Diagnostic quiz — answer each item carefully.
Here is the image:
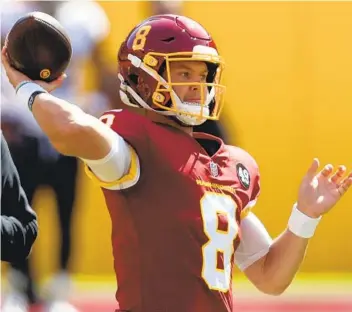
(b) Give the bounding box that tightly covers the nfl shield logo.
[209,161,219,177]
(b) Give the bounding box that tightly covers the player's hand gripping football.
[1,46,66,93]
[297,158,352,218]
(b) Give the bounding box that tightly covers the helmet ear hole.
[206,63,218,83]
[158,61,167,77]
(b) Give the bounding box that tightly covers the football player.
[2,14,351,312]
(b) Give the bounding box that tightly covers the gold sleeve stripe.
[84,145,139,189]
[240,199,257,220]
[240,208,251,220]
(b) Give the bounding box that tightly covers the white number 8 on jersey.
[200,193,238,292]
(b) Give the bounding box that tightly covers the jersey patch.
[236,163,250,190]
[209,161,219,177]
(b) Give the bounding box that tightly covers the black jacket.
[1,133,38,262]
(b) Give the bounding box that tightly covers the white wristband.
[288,203,322,238]
[16,81,47,111]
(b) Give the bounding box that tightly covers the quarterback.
[2,14,351,312]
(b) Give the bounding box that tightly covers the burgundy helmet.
[118,14,226,126]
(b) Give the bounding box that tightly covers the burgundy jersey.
[97,109,260,312]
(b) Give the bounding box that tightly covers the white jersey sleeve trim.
[235,212,273,271]
[81,132,141,190]
[240,199,258,219]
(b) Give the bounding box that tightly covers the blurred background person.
[1,131,38,312]
[1,132,38,265]
[1,1,110,311]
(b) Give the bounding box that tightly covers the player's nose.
[190,81,203,91]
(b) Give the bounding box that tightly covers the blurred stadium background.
[1,1,351,311]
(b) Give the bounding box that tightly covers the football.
[5,11,72,82]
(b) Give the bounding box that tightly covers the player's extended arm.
[1,47,135,188]
[31,92,114,159]
[234,213,309,296]
[243,223,309,295]
[2,47,116,160]
[242,159,351,295]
